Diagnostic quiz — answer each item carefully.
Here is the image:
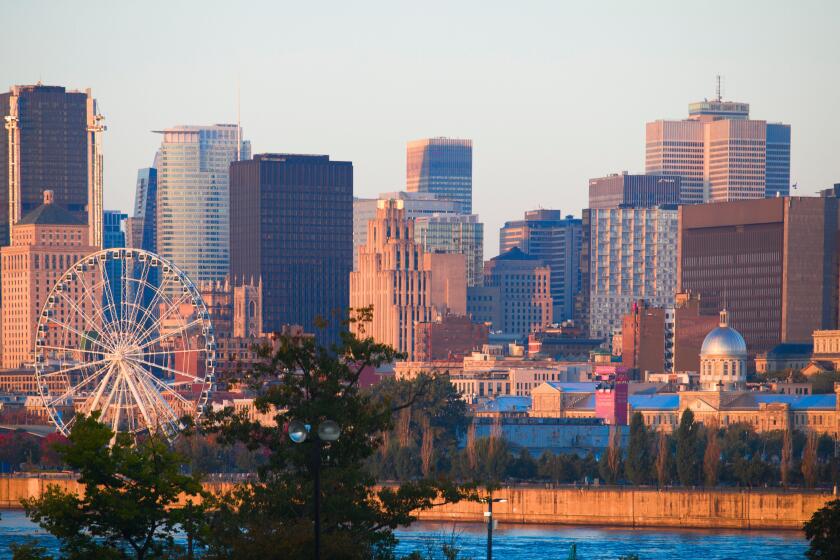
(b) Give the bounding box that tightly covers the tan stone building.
[351,199,467,359]
[1,192,98,368]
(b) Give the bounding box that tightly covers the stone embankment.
[2,475,834,530]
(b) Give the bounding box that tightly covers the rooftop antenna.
[715,75,722,102]
[236,77,241,161]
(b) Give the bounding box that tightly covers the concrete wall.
[2,476,833,530]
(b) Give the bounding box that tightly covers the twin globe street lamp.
[288,418,341,560]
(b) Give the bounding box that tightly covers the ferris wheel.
[34,248,215,442]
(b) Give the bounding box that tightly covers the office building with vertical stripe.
[406,138,472,213]
[230,153,353,346]
[0,84,104,248]
[646,96,790,203]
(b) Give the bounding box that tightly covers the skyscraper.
[646,94,790,203]
[588,172,682,209]
[103,210,127,316]
[499,210,582,323]
[0,84,105,248]
[155,124,249,287]
[406,138,473,213]
[584,206,678,339]
[414,213,484,287]
[353,191,460,270]
[230,153,353,345]
[678,192,840,353]
[350,199,434,358]
[126,166,158,253]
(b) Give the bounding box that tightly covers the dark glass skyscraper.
[128,166,158,253]
[103,210,127,318]
[0,84,104,247]
[230,154,353,345]
[406,138,472,213]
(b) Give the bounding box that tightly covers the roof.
[701,325,747,357]
[545,382,599,392]
[17,202,84,226]
[492,247,537,261]
[752,393,836,410]
[477,396,532,413]
[629,394,680,410]
[761,343,814,357]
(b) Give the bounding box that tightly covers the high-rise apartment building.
[155,124,249,288]
[406,138,472,213]
[481,247,553,338]
[350,200,435,358]
[353,192,460,270]
[678,192,840,353]
[230,154,352,346]
[0,84,105,248]
[585,206,678,339]
[588,172,682,209]
[499,210,582,323]
[126,166,158,252]
[415,214,484,287]
[646,96,790,203]
[1,191,98,368]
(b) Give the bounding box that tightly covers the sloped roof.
[492,247,537,261]
[477,396,532,413]
[17,202,84,226]
[629,394,680,410]
[545,381,599,392]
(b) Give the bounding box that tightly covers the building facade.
[230,154,352,346]
[499,210,582,322]
[585,206,678,339]
[588,172,682,208]
[349,199,434,358]
[353,192,460,270]
[155,124,249,289]
[413,315,489,362]
[0,84,104,248]
[126,166,158,253]
[482,247,553,338]
[415,213,484,287]
[678,194,840,353]
[1,191,98,368]
[645,96,791,203]
[406,138,473,213]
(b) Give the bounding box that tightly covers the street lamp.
[483,493,507,560]
[288,419,341,560]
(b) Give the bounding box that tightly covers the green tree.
[21,414,207,560]
[802,432,819,488]
[625,413,650,485]
[598,426,622,484]
[675,409,701,486]
[703,421,721,487]
[200,309,468,560]
[654,429,672,487]
[804,499,840,559]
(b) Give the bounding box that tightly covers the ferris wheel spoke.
[86,362,117,414]
[125,258,152,332]
[40,357,111,379]
[134,271,178,338]
[99,256,122,329]
[76,267,121,343]
[121,363,155,432]
[137,318,203,352]
[130,363,183,426]
[46,361,112,407]
[53,290,116,350]
[44,314,114,354]
[140,372,193,407]
[126,356,205,384]
[133,291,193,348]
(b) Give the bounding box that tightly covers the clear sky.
[3,1,838,256]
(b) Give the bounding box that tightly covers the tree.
[598,425,621,484]
[802,432,819,488]
[200,308,468,559]
[21,414,207,560]
[804,499,840,559]
[780,427,793,487]
[655,429,672,487]
[625,412,650,485]
[675,409,701,486]
[703,420,721,487]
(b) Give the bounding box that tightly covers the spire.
[719,308,729,328]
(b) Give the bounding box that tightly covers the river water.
[0,510,808,559]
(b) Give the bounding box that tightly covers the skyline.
[2,1,839,255]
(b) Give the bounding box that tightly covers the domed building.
[700,309,747,391]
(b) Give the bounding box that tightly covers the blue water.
[0,510,808,559]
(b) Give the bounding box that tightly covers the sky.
[2,1,839,256]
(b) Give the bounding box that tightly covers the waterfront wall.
[1,475,834,530]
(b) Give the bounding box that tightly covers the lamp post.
[288,418,341,560]
[484,494,507,560]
